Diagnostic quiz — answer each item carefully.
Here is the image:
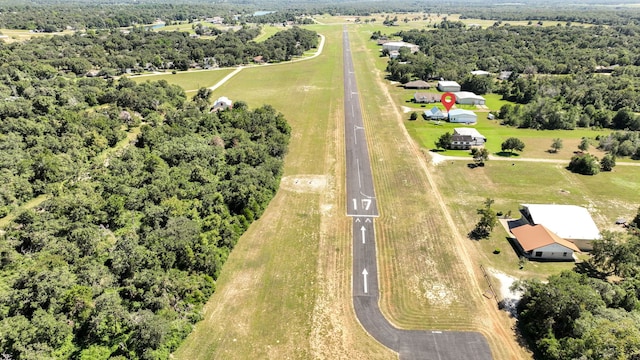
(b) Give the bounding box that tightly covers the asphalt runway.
[342,27,494,360]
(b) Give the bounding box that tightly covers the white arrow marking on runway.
[361,226,366,244]
[355,218,361,223]
[365,218,372,223]
[362,269,369,293]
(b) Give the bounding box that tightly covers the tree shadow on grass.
[574,261,609,280]
[495,151,520,157]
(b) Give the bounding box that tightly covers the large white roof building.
[520,204,601,251]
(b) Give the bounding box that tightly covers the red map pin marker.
[441,92,456,112]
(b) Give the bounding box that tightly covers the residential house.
[413,92,440,103]
[389,50,400,59]
[437,80,461,92]
[403,80,431,89]
[423,106,445,119]
[520,204,601,251]
[450,128,486,149]
[454,91,486,105]
[511,224,580,261]
[447,109,477,123]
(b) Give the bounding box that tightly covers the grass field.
[129,69,235,96]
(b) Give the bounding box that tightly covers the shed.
[447,109,477,124]
[471,70,491,76]
[511,224,580,261]
[437,80,461,92]
[454,91,486,105]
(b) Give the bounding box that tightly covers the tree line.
[1,25,318,75]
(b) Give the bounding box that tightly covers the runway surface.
[342,28,494,360]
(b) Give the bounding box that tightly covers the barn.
[447,109,477,124]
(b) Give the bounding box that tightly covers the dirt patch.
[280,175,329,193]
[488,269,522,317]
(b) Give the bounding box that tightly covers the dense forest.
[516,213,640,360]
[0,26,318,75]
[4,1,640,32]
[0,22,294,360]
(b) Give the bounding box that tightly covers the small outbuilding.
[212,96,233,111]
[471,70,491,76]
[447,109,477,124]
[451,128,486,149]
[511,224,580,261]
[437,80,461,92]
[454,91,486,105]
[413,92,440,103]
[403,80,431,89]
[424,106,445,120]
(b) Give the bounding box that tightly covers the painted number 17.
[353,198,372,211]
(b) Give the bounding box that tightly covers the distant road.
[342,27,493,360]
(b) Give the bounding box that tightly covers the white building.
[511,224,580,261]
[437,80,461,92]
[520,204,601,251]
[447,109,477,124]
[471,70,491,76]
[450,128,486,149]
[213,96,233,111]
[382,41,420,53]
[454,91,486,105]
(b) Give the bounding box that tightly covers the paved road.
[342,28,493,360]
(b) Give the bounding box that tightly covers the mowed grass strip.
[175,25,391,359]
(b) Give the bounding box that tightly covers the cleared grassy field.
[431,160,640,277]
[129,69,235,96]
[253,24,286,42]
[0,28,73,42]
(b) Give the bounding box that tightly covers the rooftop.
[438,80,460,87]
[454,128,484,138]
[521,204,601,240]
[511,224,580,252]
[448,109,476,116]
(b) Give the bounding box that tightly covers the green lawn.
[253,24,286,42]
[405,114,617,159]
[433,160,640,278]
[128,68,235,95]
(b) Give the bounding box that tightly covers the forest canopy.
[0,21,294,360]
